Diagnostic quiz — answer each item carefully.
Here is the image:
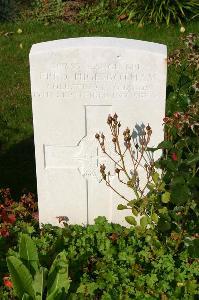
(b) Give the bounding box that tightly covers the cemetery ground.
[0,19,199,299]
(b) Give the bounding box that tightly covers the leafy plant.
[95,101,198,254]
[0,189,38,287]
[1,217,198,299]
[119,0,199,26]
[79,0,199,25]
[167,33,199,114]
[95,113,155,228]
[157,103,199,254]
[6,233,71,299]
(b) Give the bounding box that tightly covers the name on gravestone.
[29,37,167,226]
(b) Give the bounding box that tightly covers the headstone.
[29,37,167,226]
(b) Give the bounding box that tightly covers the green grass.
[0,20,198,195]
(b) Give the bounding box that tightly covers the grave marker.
[30,37,167,226]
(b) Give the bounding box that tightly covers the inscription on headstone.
[30,37,167,226]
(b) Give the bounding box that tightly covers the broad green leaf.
[125,216,137,226]
[140,216,149,228]
[19,234,39,275]
[47,251,71,299]
[33,267,48,300]
[22,293,32,300]
[7,249,19,258]
[7,256,35,299]
[161,191,171,203]
[19,234,38,262]
[117,204,127,210]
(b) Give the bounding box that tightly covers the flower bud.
[115,168,120,174]
[146,124,151,131]
[126,127,130,134]
[101,133,105,139]
[107,114,112,125]
[100,164,106,172]
[113,113,118,120]
[95,133,100,139]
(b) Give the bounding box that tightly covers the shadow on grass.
[0,136,37,198]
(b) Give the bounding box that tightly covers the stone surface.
[29,37,167,226]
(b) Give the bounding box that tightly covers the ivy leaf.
[161,191,171,203]
[125,216,137,226]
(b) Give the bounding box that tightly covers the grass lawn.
[0,20,198,195]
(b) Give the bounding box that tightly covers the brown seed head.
[112,137,117,143]
[126,127,130,134]
[107,114,112,125]
[146,124,151,131]
[113,113,118,120]
[100,164,106,172]
[115,168,120,174]
[95,133,100,139]
[124,136,130,142]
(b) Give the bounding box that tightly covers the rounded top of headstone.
[30,37,167,56]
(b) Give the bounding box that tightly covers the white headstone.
[30,37,167,226]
